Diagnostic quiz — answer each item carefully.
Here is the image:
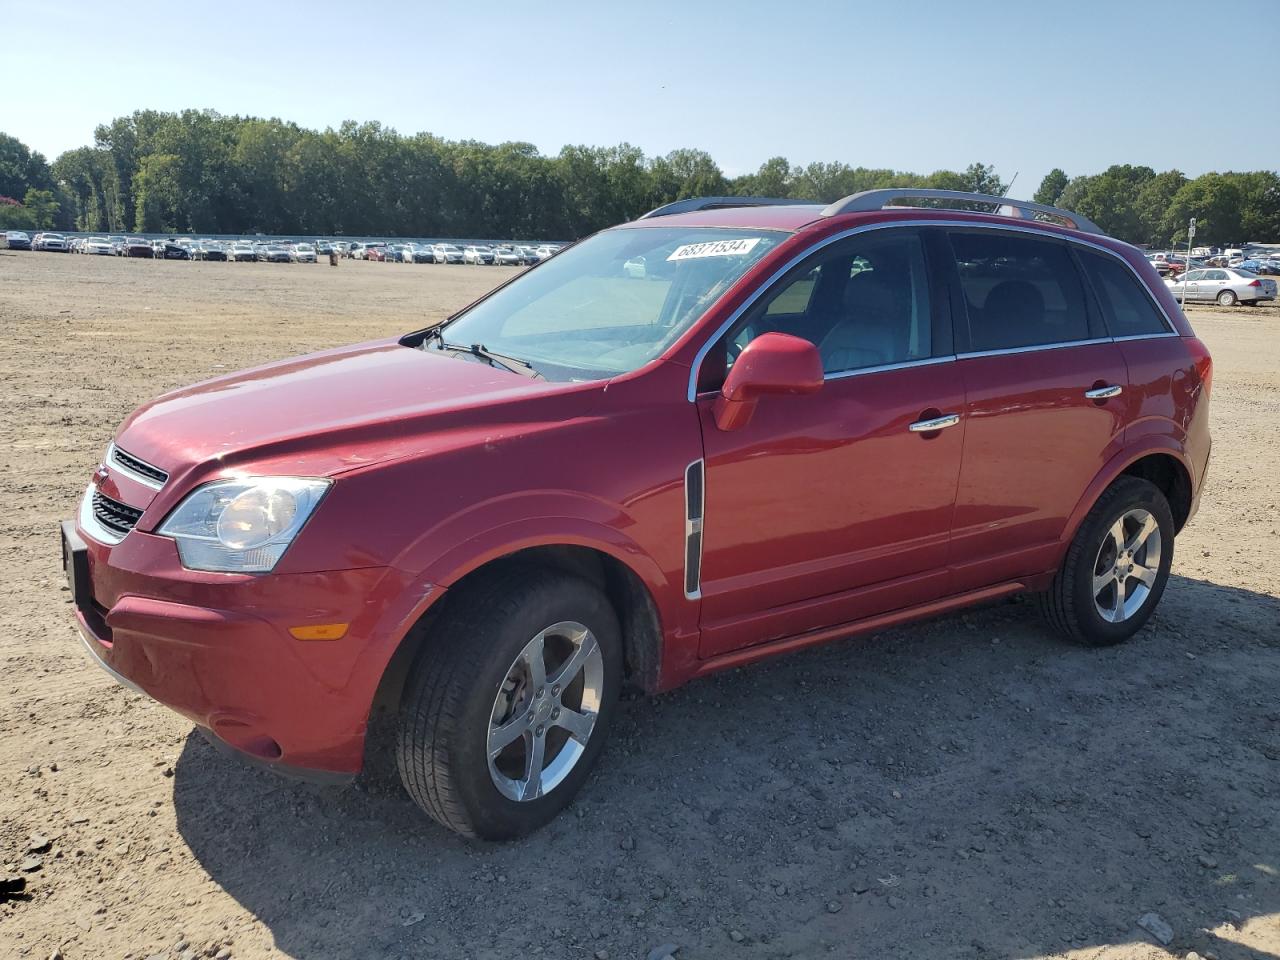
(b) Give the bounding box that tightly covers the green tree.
[1033,168,1069,207]
[0,133,53,200]
[1162,174,1244,246]
[0,199,38,230]
[1055,165,1155,242]
[21,188,59,229]
[1135,170,1187,245]
[1234,170,1280,242]
[732,156,792,197]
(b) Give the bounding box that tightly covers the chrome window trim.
[955,337,1113,361]
[823,355,955,382]
[108,442,166,490]
[78,483,126,546]
[685,219,1182,402]
[1112,332,1181,343]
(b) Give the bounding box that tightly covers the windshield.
[438,226,787,381]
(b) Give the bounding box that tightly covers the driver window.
[718,230,933,383]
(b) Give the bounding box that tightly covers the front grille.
[92,491,143,536]
[111,446,168,486]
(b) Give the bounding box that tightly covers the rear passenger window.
[1081,252,1170,337]
[949,232,1091,352]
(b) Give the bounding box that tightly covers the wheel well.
[365,545,664,767]
[1121,453,1192,532]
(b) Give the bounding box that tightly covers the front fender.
[400,490,678,612]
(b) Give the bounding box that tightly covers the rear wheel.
[1217,289,1238,306]
[1037,476,1174,646]
[396,566,622,839]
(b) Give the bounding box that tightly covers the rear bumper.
[65,517,434,776]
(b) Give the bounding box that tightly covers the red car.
[62,189,1212,839]
[363,243,389,262]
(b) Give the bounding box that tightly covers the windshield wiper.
[423,327,542,379]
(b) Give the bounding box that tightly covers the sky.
[3,0,1277,201]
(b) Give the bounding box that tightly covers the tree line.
[1,110,1277,247]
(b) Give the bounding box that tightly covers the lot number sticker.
[667,237,762,262]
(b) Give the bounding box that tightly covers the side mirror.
[713,332,824,431]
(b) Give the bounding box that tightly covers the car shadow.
[173,573,1280,959]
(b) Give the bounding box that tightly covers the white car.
[463,245,494,265]
[35,233,68,252]
[1165,267,1277,306]
[227,242,257,262]
[83,237,115,256]
[492,246,522,266]
[290,243,317,263]
[433,243,464,264]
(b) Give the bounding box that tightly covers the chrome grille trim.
[91,490,142,537]
[78,483,124,545]
[108,442,167,489]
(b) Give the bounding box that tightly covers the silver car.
[1165,267,1278,306]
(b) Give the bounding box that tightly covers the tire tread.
[1037,476,1168,647]
[395,564,600,837]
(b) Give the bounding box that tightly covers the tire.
[1217,289,1237,306]
[396,565,622,840]
[1037,475,1174,647]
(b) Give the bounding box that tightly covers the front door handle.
[908,413,961,433]
[1084,385,1123,400]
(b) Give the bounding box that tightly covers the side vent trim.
[684,459,705,600]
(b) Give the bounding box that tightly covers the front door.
[692,227,964,659]
[1177,269,1206,301]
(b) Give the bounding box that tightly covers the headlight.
[158,477,331,573]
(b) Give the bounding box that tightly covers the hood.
[114,339,591,493]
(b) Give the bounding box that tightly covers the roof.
[621,189,1105,237]
[620,204,825,232]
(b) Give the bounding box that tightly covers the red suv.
[62,189,1212,839]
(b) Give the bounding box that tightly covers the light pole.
[1180,217,1196,310]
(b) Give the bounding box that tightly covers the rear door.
[1202,269,1230,301]
[944,229,1129,592]
[1075,247,1190,456]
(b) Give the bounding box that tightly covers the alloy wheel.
[1092,508,1162,623]
[487,621,603,802]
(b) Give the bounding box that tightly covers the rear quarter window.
[1080,252,1171,337]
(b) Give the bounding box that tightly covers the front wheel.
[396,566,622,839]
[1037,476,1174,647]
[1217,289,1238,306]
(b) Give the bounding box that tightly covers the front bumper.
[62,514,433,777]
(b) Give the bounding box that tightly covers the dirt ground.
[0,251,1277,960]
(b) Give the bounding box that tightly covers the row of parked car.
[1145,248,1280,277]
[345,241,561,265]
[4,230,563,267]
[1143,248,1280,306]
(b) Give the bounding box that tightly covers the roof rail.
[637,196,816,220]
[820,188,1104,235]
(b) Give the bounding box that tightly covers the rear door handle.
[1084,385,1123,400]
[908,413,961,433]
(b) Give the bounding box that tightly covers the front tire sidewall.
[407,574,622,840]
[1068,480,1175,645]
